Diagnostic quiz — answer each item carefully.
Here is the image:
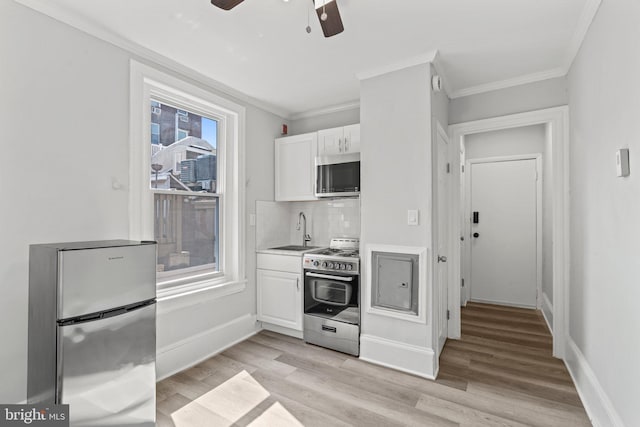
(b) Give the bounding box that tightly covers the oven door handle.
[305,272,354,282]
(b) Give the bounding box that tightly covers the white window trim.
[129,60,246,299]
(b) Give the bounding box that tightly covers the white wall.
[289,108,360,135]
[431,66,449,130]
[465,125,545,159]
[566,0,640,425]
[464,125,553,321]
[0,1,281,402]
[360,63,436,377]
[449,77,568,125]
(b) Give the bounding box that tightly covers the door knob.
[438,255,447,263]
[473,232,480,238]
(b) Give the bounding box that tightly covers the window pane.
[177,129,189,140]
[154,193,219,274]
[149,99,218,194]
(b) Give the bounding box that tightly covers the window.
[150,123,160,145]
[176,128,189,140]
[130,61,246,296]
[149,100,219,278]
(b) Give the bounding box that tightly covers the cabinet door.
[317,127,344,156]
[343,124,361,153]
[275,133,318,201]
[257,269,302,331]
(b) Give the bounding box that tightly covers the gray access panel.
[371,251,419,315]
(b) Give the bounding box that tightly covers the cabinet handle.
[339,138,343,152]
[345,136,349,152]
[296,277,299,290]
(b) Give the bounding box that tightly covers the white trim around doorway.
[448,106,570,359]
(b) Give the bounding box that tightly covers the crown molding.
[563,0,602,71]
[356,50,438,81]
[449,67,567,99]
[449,0,601,100]
[288,100,360,121]
[13,0,291,119]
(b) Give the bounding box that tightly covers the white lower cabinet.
[257,255,302,332]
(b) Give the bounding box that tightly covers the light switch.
[616,149,630,177]
[407,210,419,226]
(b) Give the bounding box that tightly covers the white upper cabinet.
[318,124,360,156]
[275,132,318,201]
[343,124,361,153]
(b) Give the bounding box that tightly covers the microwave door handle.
[305,272,354,282]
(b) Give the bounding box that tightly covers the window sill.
[156,277,247,314]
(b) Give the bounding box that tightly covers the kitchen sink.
[269,245,319,251]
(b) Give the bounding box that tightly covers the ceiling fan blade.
[210,0,245,10]
[315,0,344,37]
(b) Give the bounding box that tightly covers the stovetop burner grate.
[312,248,359,257]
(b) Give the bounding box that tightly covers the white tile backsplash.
[256,201,291,250]
[256,198,360,250]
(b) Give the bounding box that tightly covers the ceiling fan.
[210,0,344,37]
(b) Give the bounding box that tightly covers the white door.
[436,129,449,354]
[470,159,538,307]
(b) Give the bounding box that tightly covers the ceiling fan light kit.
[210,0,344,38]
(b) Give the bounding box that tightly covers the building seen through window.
[149,99,219,276]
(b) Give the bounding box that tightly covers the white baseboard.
[359,334,436,380]
[564,336,624,427]
[469,297,536,309]
[156,313,259,381]
[541,292,553,334]
[261,322,303,339]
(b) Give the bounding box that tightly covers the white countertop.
[256,247,323,256]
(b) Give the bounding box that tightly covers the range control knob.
[327,262,334,269]
[313,261,320,267]
[339,263,346,270]
[346,264,353,271]
[321,262,327,268]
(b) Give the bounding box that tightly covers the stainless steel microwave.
[315,153,361,198]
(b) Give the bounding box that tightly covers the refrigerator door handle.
[58,299,156,326]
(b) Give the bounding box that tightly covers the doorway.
[448,107,569,359]
[467,156,542,308]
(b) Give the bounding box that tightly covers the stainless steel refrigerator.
[27,240,157,427]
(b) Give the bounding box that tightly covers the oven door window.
[311,280,352,306]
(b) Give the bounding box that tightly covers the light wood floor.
[156,302,591,426]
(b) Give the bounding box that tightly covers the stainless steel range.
[302,238,360,356]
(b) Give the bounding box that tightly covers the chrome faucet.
[296,212,312,247]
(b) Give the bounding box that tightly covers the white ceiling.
[18,0,598,118]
